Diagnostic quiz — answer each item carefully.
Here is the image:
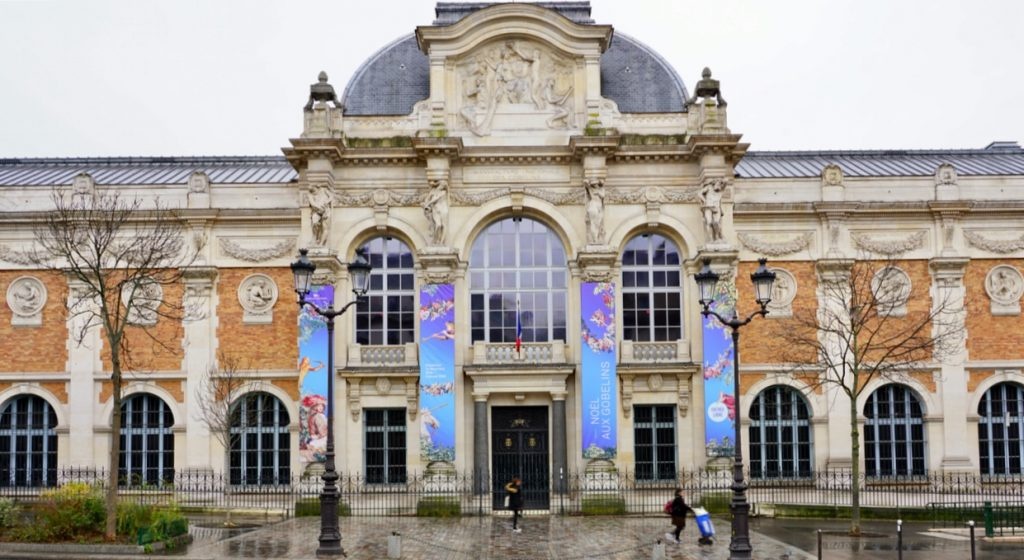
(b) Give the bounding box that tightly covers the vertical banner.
[580,282,617,459]
[703,281,736,457]
[298,285,333,464]
[419,284,456,462]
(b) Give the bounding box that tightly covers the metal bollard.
[968,520,976,560]
[896,519,903,560]
[817,529,822,560]
[387,531,401,559]
[651,539,666,560]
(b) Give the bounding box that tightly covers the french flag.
[515,297,522,354]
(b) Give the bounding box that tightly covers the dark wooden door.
[491,406,549,509]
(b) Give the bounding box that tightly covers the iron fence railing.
[0,467,1022,520]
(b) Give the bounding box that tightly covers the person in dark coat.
[505,476,525,533]
[665,488,694,543]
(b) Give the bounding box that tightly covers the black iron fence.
[1,467,1022,520]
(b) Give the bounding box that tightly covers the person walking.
[665,488,694,544]
[505,476,524,533]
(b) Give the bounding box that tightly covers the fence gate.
[492,406,550,510]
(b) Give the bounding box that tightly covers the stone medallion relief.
[766,268,797,318]
[238,274,278,324]
[457,39,576,136]
[985,264,1024,316]
[871,267,911,317]
[122,279,163,326]
[6,276,46,326]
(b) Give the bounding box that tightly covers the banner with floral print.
[580,282,617,459]
[703,279,737,457]
[298,284,332,464]
[419,284,456,462]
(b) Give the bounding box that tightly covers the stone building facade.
[1,2,1024,492]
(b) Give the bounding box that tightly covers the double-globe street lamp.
[291,248,372,557]
[693,257,776,560]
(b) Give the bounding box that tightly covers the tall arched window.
[0,395,57,487]
[469,217,567,343]
[864,384,926,477]
[749,385,813,479]
[356,237,416,345]
[229,392,290,485]
[621,233,682,342]
[119,393,174,485]
[978,382,1024,476]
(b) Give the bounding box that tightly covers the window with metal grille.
[469,217,567,343]
[978,382,1024,475]
[0,395,57,487]
[621,234,682,342]
[863,384,926,477]
[364,408,406,484]
[749,385,813,479]
[633,405,676,481]
[229,392,290,486]
[119,393,174,486]
[356,237,416,346]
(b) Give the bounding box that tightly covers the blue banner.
[580,282,617,459]
[419,284,456,462]
[298,284,333,464]
[703,280,736,457]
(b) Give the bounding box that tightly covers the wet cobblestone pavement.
[185,515,811,560]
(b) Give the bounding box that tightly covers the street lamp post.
[694,257,776,560]
[291,248,372,557]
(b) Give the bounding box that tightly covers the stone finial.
[304,70,342,112]
[687,67,727,107]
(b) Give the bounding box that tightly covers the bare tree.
[193,353,251,458]
[28,189,198,539]
[769,257,964,535]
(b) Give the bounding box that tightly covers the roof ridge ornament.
[304,71,343,112]
[687,67,726,107]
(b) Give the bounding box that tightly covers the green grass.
[416,497,461,517]
[293,498,351,517]
[581,496,626,516]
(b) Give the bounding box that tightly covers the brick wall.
[216,268,298,372]
[966,259,1024,361]
[737,261,817,364]
[0,271,68,373]
[100,283,185,373]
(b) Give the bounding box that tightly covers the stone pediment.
[415,3,612,142]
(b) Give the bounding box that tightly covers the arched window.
[229,392,290,485]
[863,384,926,477]
[749,385,813,479]
[621,233,682,342]
[119,393,174,486]
[469,217,567,343]
[978,382,1024,476]
[356,237,416,345]
[0,395,57,487]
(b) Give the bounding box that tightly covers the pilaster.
[181,266,218,471]
[65,276,98,465]
[929,257,973,472]
[815,258,855,470]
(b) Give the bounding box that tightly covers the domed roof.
[341,31,688,116]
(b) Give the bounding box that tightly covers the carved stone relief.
[6,276,46,326]
[72,172,95,196]
[308,183,334,247]
[964,231,1024,254]
[584,178,606,246]
[375,377,392,395]
[871,267,911,317]
[851,231,926,256]
[457,39,575,136]
[737,232,814,257]
[985,265,1024,316]
[821,165,844,187]
[238,274,278,324]
[219,238,296,263]
[766,268,797,318]
[698,177,727,247]
[0,244,34,266]
[122,279,162,325]
[187,171,210,193]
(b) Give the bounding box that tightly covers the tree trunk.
[105,358,123,540]
[849,389,861,536]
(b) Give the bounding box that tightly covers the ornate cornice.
[218,238,296,262]
[964,230,1024,254]
[736,232,813,256]
[851,230,926,255]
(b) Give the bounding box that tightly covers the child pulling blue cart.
[693,507,715,545]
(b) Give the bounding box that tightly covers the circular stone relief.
[871,267,911,307]
[121,279,163,324]
[238,274,278,313]
[766,268,797,309]
[375,377,392,395]
[985,265,1024,304]
[6,276,47,316]
[647,373,664,391]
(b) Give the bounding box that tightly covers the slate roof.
[0,156,297,187]
[1,145,1021,187]
[341,4,688,115]
[734,142,1024,179]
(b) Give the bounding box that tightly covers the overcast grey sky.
[1,0,1021,157]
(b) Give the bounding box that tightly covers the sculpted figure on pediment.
[457,39,574,136]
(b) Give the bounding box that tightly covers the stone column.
[66,277,98,466]
[182,267,218,473]
[930,257,972,472]
[552,392,568,493]
[473,394,489,494]
[816,259,855,471]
